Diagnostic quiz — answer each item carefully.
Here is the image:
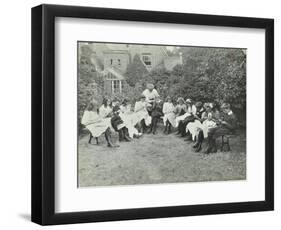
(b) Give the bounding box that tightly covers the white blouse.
[134,101,147,112]
[99,105,112,118]
[142,89,160,102]
[163,102,175,114]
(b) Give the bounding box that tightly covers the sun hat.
[177,97,184,103]
[221,103,230,110]
[185,98,192,104]
[204,103,213,109]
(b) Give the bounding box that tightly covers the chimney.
[179,52,183,65]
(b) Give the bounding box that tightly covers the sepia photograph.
[78,42,246,187]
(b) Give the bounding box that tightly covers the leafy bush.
[78,45,246,131]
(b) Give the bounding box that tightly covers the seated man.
[147,99,163,135]
[205,103,237,154]
[134,95,152,133]
[142,83,160,115]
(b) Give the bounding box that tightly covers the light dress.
[133,100,152,126]
[81,110,110,137]
[99,104,113,130]
[119,104,140,138]
[186,115,217,141]
[175,104,197,127]
[162,102,176,127]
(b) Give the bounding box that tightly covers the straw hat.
[204,103,213,109]
[221,103,230,110]
[177,97,184,103]
[185,98,192,104]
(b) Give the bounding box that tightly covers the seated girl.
[81,101,119,148]
[133,95,152,133]
[176,99,196,137]
[192,103,220,152]
[99,98,113,119]
[119,99,142,138]
[185,101,206,141]
[193,112,217,152]
[162,96,176,134]
[111,105,131,142]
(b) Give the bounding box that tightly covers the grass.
[78,125,246,187]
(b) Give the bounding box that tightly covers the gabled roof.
[102,66,125,80]
[164,56,182,71]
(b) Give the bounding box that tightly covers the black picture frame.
[31,4,274,225]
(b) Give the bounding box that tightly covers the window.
[142,54,152,66]
[113,80,119,92]
[112,80,122,93]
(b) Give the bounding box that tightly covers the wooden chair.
[221,134,236,152]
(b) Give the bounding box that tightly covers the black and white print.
[78,42,246,187]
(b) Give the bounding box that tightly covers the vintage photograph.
[78,42,246,187]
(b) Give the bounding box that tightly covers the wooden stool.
[221,135,233,152]
[88,133,99,145]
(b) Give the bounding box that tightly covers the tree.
[78,44,104,132]
[125,54,148,87]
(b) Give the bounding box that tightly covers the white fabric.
[120,104,140,138]
[81,111,110,137]
[186,118,217,141]
[162,102,176,127]
[134,101,152,126]
[142,89,159,103]
[175,104,197,127]
[99,105,112,118]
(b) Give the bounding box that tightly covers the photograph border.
[31,4,274,225]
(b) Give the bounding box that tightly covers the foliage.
[125,54,148,87]
[138,48,246,120]
[78,44,246,128]
[78,45,104,131]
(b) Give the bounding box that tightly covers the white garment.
[142,89,159,103]
[81,110,110,137]
[175,104,197,127]
[99,105,112,118]
[162,102,176,127]
[134,101,152,126]
[119,104,140,138]
[186,118,217,141]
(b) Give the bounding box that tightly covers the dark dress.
[208,111,237,139]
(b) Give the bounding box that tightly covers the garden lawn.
[78,126,246,187]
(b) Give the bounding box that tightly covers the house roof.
[163,56,182,71]
[102,66,125,80]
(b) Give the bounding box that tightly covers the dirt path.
[78,128,246,187]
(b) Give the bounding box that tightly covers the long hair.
[102,98,110,107]
[86,101,98,113]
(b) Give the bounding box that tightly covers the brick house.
[84,43,182,94]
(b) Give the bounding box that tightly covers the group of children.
[81,93,237,154]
